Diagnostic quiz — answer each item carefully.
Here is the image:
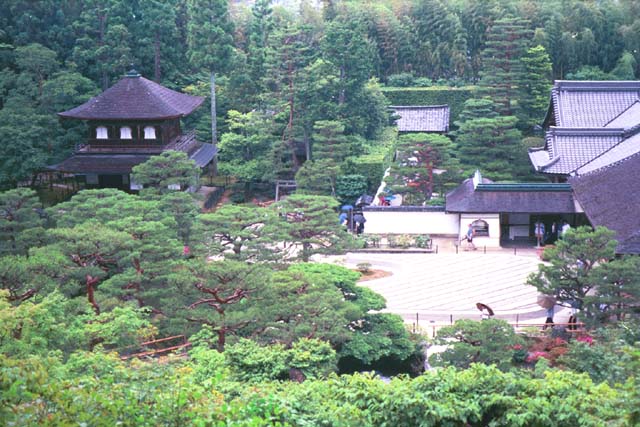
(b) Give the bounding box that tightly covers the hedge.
[382,86,479,125]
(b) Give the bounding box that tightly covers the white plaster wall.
[460,213,501,247]
[363,210,459,235]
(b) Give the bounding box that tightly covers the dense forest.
[2,1,640,425]
[1,0,640,191]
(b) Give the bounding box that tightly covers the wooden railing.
[120,335,191,360]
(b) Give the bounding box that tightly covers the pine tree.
[386,133,457,204]
[186,0,235,174]
[520,45,552,130]
[454,98,527,181]
[479,17,532,117]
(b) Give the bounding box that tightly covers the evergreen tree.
[271,194,354,262]
[134,0,182,83]
[295,160,340,197]
[527,226,626,327]
[454,98,526,181]
[186,0,235,174]
[479,16,532,117]
[386,133,457,205]
[610,51,637,80]
[218,110,275,185]
[0,188,46,256]
[263,22,317,172]
[71,0,134,90]
[311,120,359,165]
[520,45,552,130]
[131,151,200,197]
[411,0,469,80]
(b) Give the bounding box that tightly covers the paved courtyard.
[339,250,564,327]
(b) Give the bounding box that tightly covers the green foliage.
[225,338,289,382]
[520,45,553,130]
[223,337,337,382]
[386,132,459,204]
[558,336,634,385]
[295,159,340,196]
[131,151,200,196]
[272,194,355,262]
[430,318,526,371]
[386,72,415,87]
[479,16,532,117]
[335,174,368,205]
[194,204,281,261]
[454,97,529,181]
[527,226,630,326]
[218,110,275,183]
[0,188,46,256]
[288,338,337,380]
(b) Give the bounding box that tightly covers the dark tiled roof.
[446,177,576,213]
[190,143,217,167]
[549,80,640,128]
[48,144,216,174]
[618,231,640,255]
[47,154,152,174]
[391,105,450,132]
[529,127,623,175]
[577,128,640,174]
[569,151,640,254]
[59,74,204,120]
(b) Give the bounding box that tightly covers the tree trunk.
[286,63,300,171]
[338,65,346,105]
[211,71,218,175]
[217,327,226,352]
[304,127,311,161]
[154,32,161,82]
[86,275,100,314]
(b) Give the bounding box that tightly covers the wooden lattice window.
[120,126,132,139]
[472,219,489,237]
[144,126,156,139]
[96,126,108,139]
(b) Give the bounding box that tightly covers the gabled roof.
[545,80,640,128]
[446,175,576,214]
[576,127,640,174]
[529,127,624,175]
[569,151,640,254]
[59,71,204,120]
[391,105,450,132]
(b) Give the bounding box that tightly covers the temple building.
[368,81,640,254]
[391,105,450,134]
[48,69,215,191]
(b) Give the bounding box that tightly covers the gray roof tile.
[446,176,576,213]
[577,129,640,174]
[391,105,450,132]
[59,74,204,120]
[570,151,640,254]
[551,80,640,127]
[531,128,623,175]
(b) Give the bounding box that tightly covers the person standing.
[560,220,571,237]
[534,220,545,247]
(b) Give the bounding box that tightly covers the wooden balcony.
[75,130,198,154]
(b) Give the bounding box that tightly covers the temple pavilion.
[48,69,215,190]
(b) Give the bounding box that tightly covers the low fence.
[409,316,585,338]
[120,335,191,360]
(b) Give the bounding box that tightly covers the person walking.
[463,223,476,250]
